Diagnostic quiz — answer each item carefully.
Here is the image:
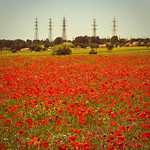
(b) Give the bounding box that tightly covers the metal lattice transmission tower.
[112,17,117,36]
[92,19,97,37]
[62,17,67,41]
[48,18,53,42]
[34,17,39,40]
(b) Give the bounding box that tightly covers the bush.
[89,49,97,55]
[29,44,37,51]
[69,44,75,48]
[29,45,42,52]
[89,43,99,49]
[42,48,46,51]
[34,46,42,52]
[12,49,17,53]
[52,44,72,55]
[76,45,81,48]
[10,45,21,51]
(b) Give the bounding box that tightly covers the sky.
[0,0,150,40]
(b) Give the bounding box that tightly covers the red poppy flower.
[107,145,116,150]
[98,120,102,125]
[42,142,49,148]
[56,120,62,126]
[18,130,24,135]
[68,136,77,141]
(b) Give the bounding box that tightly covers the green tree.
[52,44,72,55]
[90,36,100,44]
[89,43,95,49]
[146,43,150,50]
[95,44,99,49]
[49,42,55,47]
[79,43,87,48]
[26,39,32,47]
[0,42,3,54]
[33,40,40,44]
[89,43,99,49]
[73,36,89,44]
[111,36,118,45]
[44,42,50,48]
[106,43,113,51]
[115,42,119,47]
[138,40,141,46]
[54,37,64,45]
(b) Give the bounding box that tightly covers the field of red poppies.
[0,54,150,150]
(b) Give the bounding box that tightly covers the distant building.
[86,46,91,49]
[126,42,138,47]
[126,43,130,47]
[130,42,138,47]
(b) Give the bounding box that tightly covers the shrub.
[29,44,37,51]
[34,46,42,52]
[12,49,17,53]
[69,44,75,48]
[89,43,99,49]
[76,45,81,48]
[10,45,21,51]
[29,45,42,52]
[52,44,72,55]
[89,49,97,54]
[42,48,46,51]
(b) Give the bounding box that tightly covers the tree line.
[0,36,150,53]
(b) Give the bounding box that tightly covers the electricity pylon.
[62,17,67,41]
[112,17,117,36]
[92,19,97,37]
[49,18,53,42]
[34,17,39,40]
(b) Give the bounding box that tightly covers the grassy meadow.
[0,46,149,57]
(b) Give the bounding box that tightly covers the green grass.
[0,47,149,57]
[0,51,53,57]
[72,47,149,55]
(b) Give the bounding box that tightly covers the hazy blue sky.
[0,0,150,40]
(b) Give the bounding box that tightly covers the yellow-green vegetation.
[0,51,53,57]
[0,46,149,57]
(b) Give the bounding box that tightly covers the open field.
[0,54,150,149]
[0,46,149,57]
